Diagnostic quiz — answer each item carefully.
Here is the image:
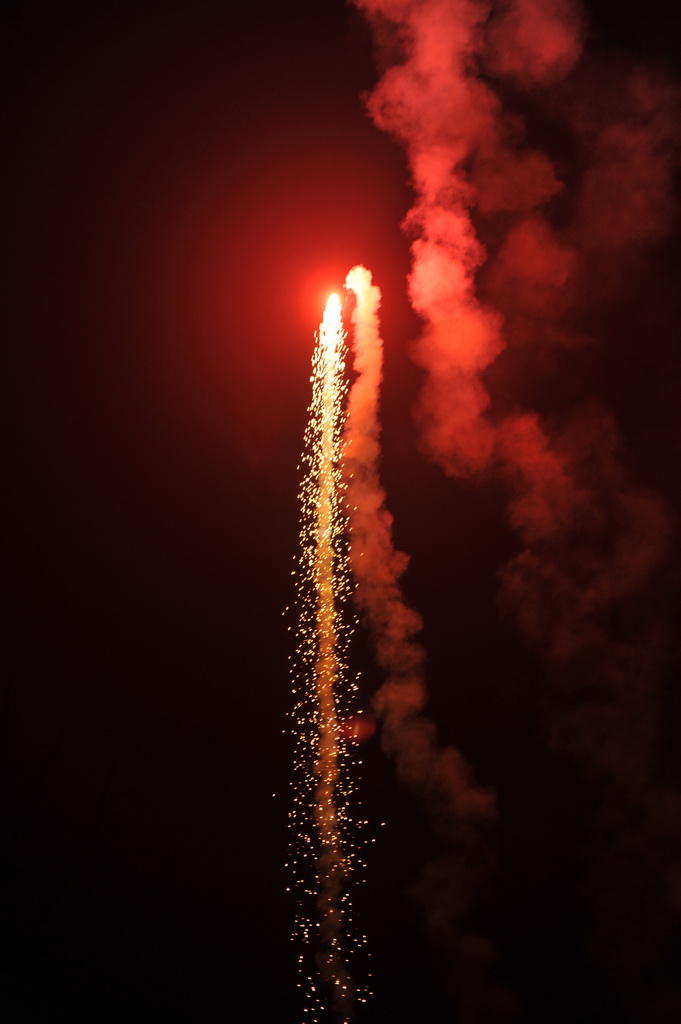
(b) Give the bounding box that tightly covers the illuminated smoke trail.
[289,295,367,1023]
[353,0,680,1004]
[343,265,502,1020]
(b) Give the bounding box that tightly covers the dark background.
[2,1,680,1021]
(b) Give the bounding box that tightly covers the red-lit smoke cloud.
[353,0,680,1008]
[344,265,509,1020]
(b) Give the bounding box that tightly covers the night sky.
[3,1,681,1022]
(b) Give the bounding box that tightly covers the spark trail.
[289,295,367,1023]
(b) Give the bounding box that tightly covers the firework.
[288,295,368,1022]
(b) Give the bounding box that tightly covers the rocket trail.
[288,296,368,1023]
[343,265,501,1018]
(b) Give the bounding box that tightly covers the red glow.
[340,716,376,743]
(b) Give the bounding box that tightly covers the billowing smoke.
[352,0,680,1013]
[343,265,507,1020]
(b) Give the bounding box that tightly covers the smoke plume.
[343,265,508,1020]
[352,0,680,1013]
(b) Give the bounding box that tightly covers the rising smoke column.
[343,265,503,1020]
[289,296,368,1023]
[352,0,680,1009]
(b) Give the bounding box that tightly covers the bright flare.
[288,294,369,1022]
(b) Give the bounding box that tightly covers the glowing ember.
[339,716,376,744]
[287,294,369,1022]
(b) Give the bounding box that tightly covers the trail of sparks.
[288,295,369,1022]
